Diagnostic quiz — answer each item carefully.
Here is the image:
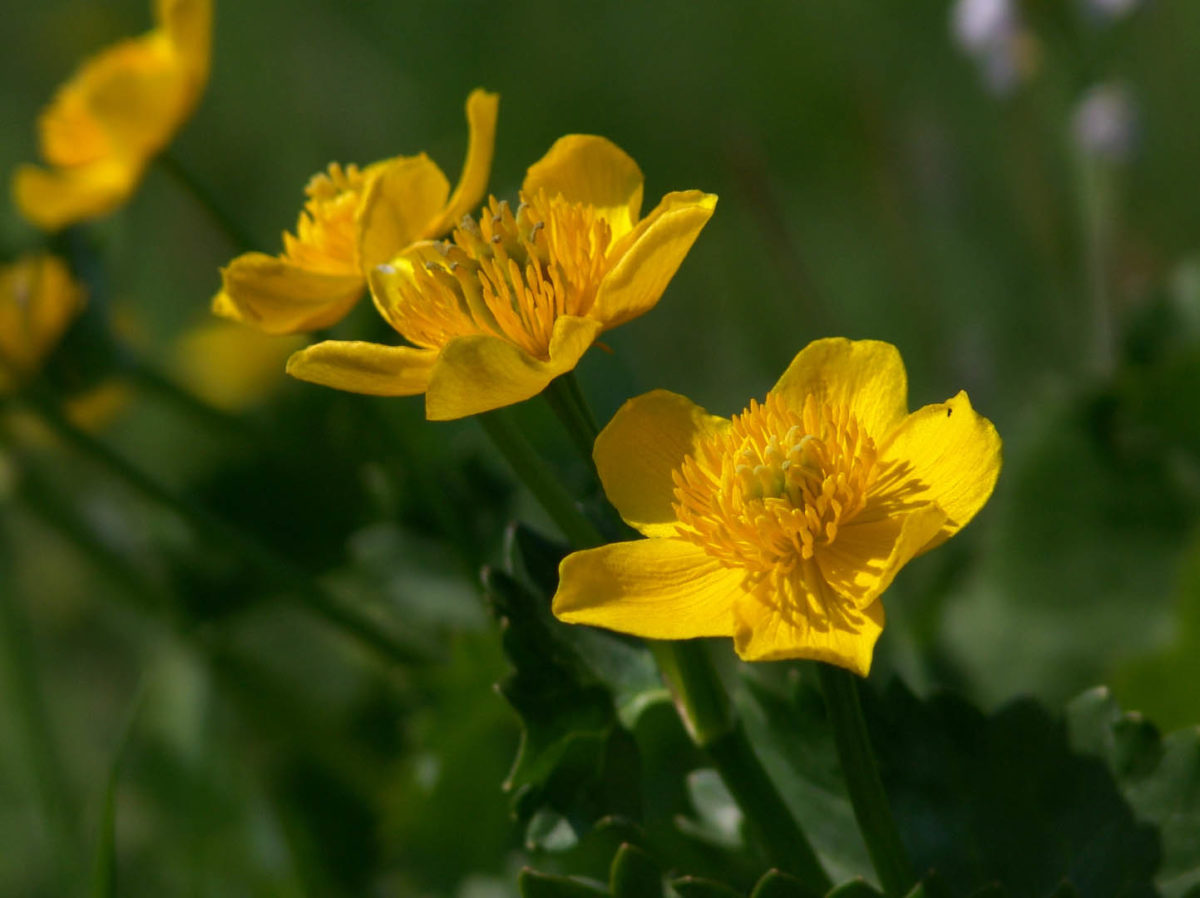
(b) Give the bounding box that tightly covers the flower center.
[282,163,367,275]
[672,392,878,574]
[379,191,613,360]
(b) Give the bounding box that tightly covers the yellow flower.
[172,319,305,411]
[212,89,499,335]
[13,0,212,231]
[286,135,717,420]
[552,338,1001,676]
[0,254,87,392]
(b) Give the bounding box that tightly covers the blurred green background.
[4,0,1200,894]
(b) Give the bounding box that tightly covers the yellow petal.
[424,315,602,420]
[0,254,87,382]
[816,504,947,608]
[876,390,1002,550]
[553,538,744,639]
[156,0,212,84]
[733,577,885,676]
[424,88,499,237]
[286,340,437,396]
[356,154,451,273]
[12,160,139,232]
[771,338,910,441]
[594,389,729,537]
[522,135,644,240]
[216,253,364,335]
[173,320,305,411]
[592,190,717,329]
[69,35,189,157]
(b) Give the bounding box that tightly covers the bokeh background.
[4,0,1200,894]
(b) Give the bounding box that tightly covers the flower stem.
[653,640,831,888]
[18,387,429,667]
[817,662,914,897]
[477,408,603,549]
[0,515,82,892]
[158,151,260,254]
[543,373,600,472]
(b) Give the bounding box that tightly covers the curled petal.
[286,340,437,396]
[157,0,212,84]
[523,135,644,240]
[593,190,717,329]
[817,504,947,608]
[424,88,500,237]
[771,338,910,442]
[424,315,602,420]
[356,154,451,273]
[13,160,139,232]
[876,390,1002,550]
[594,389,729,537]
[733,578,885,676]
[553,538,743,639]
[214,253,363,335]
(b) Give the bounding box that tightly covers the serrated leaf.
[610,842,662,898]
[519,868,609,898]
[751,869,822,898]
[671,875,743,898]
[1066,688,1200,898]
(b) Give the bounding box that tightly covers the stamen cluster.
[384,191,612,360]
[282,163,366,274]
[672,392,878,575]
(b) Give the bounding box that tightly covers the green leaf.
[671,875,744,898]
[519,867,610,898]
[1066,688,1200,898]
[609,842,662,898]
[750,868,822,898]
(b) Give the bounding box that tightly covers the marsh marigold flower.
[286,135,717,420]
[0,255,87,392]
[212,90,499,335]
[553,338,1001,676]
[13,0,212,231]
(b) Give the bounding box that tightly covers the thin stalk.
[19,387,428,667]
[654,641,830,887]
[1077,150,1117,377]
[158,151,259,253]
[543,373,600,472]
[122,355,253,442]
[0,516,82,892]
[477,408,604,549]
[817,663,914,897]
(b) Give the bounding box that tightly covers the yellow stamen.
[281,163,368,275]
[381,190,613,360]
[672,392,878,574]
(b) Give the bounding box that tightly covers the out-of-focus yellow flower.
[172,319,305,411]
[0,254,87,392]
[13,0,212,231]
[212,89,499,335]
[287,135,717,420]
[552,338,1001,676]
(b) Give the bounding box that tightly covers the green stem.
[0,514,82,892]
[817,663,914,897]
[654,641,831,888]
[543,373,600,472]
[19,387,428,667]
[477,408,604,549]
[158,151,260,253]
[122,354,253,441]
